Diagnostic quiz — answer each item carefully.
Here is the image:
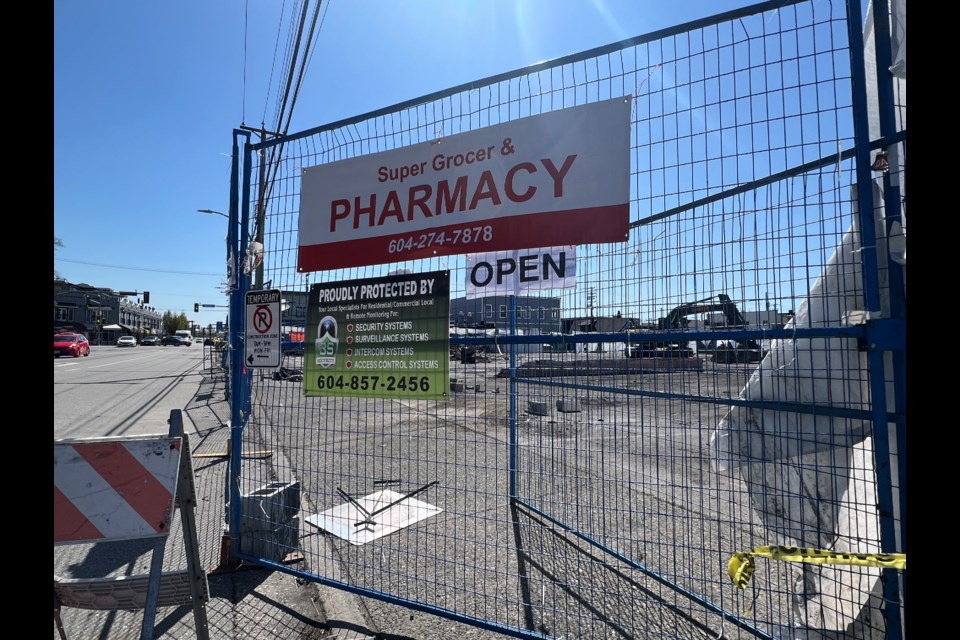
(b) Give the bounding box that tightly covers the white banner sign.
[297,97,631,272]
[465,246,576,299]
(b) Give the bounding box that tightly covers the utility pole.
[587,287,595,325]
[254,124,268,289]
[238,123,278,290]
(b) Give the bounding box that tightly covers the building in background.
[54,280,162,344]
[449,295,561,335]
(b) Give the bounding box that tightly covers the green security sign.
[304,270,450,399]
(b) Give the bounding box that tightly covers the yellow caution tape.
[728,553,756,590]
[728,545,906,589]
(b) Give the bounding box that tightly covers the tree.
[162,310,189,335]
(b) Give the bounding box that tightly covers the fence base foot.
[209,534,241,575]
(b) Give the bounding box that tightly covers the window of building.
[485,304,492,318]
[499,305,506,318]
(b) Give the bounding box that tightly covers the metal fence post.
[508,295,518,499]
[845,1,905,637]
[223,128,248,568]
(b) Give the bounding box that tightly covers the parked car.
[141,335,160,346]
[117,335,137,347]
[162,335,187,346]
[54,333,90,358]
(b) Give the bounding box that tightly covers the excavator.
[622,294,764,363]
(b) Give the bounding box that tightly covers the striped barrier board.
[53,412,209,640]
[54,436,182,545]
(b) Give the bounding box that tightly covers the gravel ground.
[243,350,802,640]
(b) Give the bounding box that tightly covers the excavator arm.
[659,294,747,330]
[626,294,764,363]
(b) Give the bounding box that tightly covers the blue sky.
[55,0,866,324]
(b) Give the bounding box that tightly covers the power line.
[303,0,332,73]
[243,0,249,124]
[57,259,222,277]
[261,2,330,208]
[273,0,310,138]
[264,0,295,129]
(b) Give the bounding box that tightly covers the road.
[54,343,209,439]
[53,343,788,638]
[54,342,331,640]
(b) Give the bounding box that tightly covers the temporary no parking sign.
[245,289,281,368]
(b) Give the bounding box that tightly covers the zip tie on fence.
[728,545,906,589]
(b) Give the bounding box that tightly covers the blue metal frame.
[846,2,905,638]
[228,128,253,562]
[224,0,906,636]
[868,3,908,625]
[514,498,776,639]
[508,295,518,499]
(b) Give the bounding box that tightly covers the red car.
[54,333,91,358]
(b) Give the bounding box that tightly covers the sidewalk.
[54,366,376,640]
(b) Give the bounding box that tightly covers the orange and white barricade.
[53,410,209,640]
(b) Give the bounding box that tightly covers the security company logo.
[315,316,339,368]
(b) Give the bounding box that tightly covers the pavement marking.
[55,352,169,370]
[85,353,170,369]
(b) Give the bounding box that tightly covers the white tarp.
[863,1,908,141]
[711,180,899,637]
[890,0,906,78]
[863,0,907,271]
[710,5,906,632]
[862,0,906,82]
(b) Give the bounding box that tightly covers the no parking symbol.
[245,289,281,368]
[253,305,273,334]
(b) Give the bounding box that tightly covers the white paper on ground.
[306,489,442,545]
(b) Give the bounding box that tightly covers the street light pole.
[198,208,229,219]
[199,206,234,305]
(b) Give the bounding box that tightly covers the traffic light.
[194,303,200,313]
[143,291,150,304]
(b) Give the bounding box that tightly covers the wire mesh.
[231,1,905,638]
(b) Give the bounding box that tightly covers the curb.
[199,365,378,639]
